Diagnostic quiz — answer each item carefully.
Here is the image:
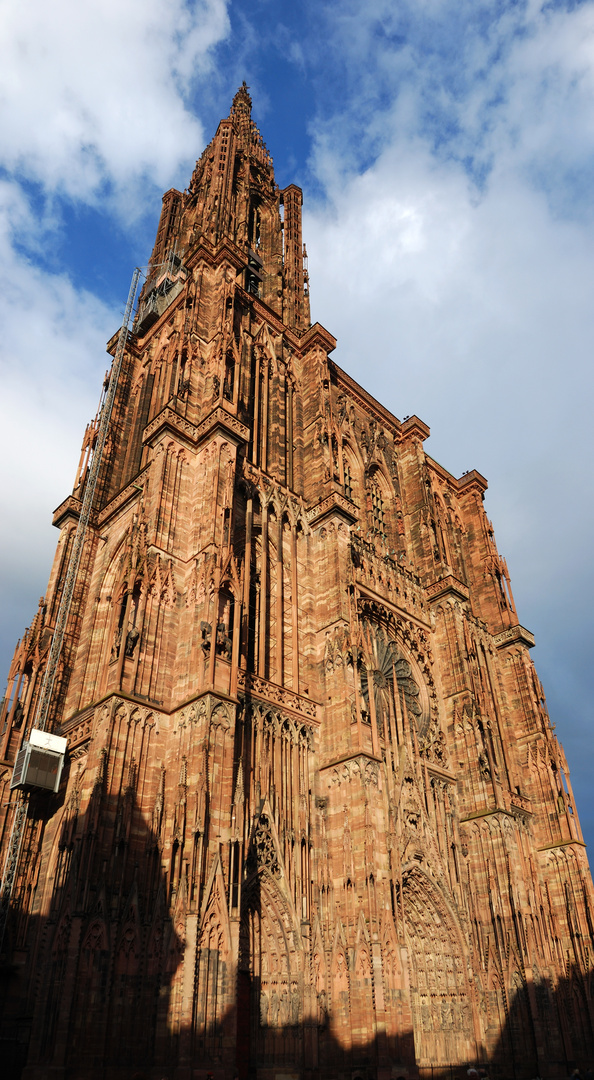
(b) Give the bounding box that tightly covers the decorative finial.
[231,81,252,117]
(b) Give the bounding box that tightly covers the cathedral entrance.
[238,814,305,1079]
[402,868,476,1067]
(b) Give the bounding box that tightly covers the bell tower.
[1,86,593,1080]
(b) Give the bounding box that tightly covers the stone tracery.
[0,83,592,1080]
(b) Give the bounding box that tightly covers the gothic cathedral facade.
[1,85,593,1080]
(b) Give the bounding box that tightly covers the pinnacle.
[231,80,252,117]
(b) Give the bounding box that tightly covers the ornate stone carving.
[326,755,379,788]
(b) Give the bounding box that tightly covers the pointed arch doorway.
[237,811,305,1079]
[401,866,478,1068]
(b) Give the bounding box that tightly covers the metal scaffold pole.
[0,267,142,953]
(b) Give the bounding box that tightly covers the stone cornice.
[97,468,149,527]
[184,235,246,274]
[330,361,402,433]
[460,806,530,823]
[239,289,288,337]
[60,707,94,756]
[537,839,587,851]
[493,624,535,650]
[298,321,337,355]
[355,583,430,631]
[425,761,458,783]
[236,669,320,722]
[399,415,431,443]
[425,575,470,604]
[426,456,488,497]
[52,494,84,529]
[456,468,488,496]
[318,751,383,772]
[306,490,359,527]
[142,403,249,450]
[319,753,382,788]
[510,791,532,815]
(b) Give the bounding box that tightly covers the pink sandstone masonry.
[1,84,593,1080]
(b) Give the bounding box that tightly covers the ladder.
[0,267,142,953]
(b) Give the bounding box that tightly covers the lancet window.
[344,462,353,501]
[371,481,386,538]
[342,444,361,508]
[223,350,235,401]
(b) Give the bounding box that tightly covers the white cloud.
[304,0,594,834]
[1,0,593,845]
[0,0,231,668]
[304,0,594,577]
[0,0,230,203]
[0,179,117,665]
[310,0,594,210]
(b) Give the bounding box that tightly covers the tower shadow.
[0,750,183,1080]
[1,751,594,1080]
[488,963,594,1080]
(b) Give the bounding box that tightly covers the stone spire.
[230,80,252,121]
[141,85,310,329]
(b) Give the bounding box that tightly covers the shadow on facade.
[1,770,593,1080]
[486,963,594,1080]
[0,764,184,1080]
[160,968,594,1080]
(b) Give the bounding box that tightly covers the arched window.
[344,461,353,501]
[223,350,235,401]
[342,444,361,508]
[371,481,386,538]
[359,618,426,743]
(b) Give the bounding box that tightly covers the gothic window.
[342,445,360,507]
[223,351,235,401]
[177,347,189,399]
[125,582,141,657]
[249,203,262,251]
[246,257,261,296]
[216,589,233,660]
[371,481,386,537]
[111,592,128,661]
[344,462,353,501]
[359,619,425,741]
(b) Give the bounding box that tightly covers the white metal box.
[11,729,67,793]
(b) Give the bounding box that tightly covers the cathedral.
[1,84,593,1080]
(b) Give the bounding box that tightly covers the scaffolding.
[0,267,142,953]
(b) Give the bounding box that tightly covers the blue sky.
[1,0,593,845]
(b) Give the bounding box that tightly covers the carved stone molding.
[59,706,94,738]
[425,575,470,604]
[398,415,431,443]
[456,469,488,496]
[142,403,249,450]
[52,494,84,529]
[107,696,161,732]
[320,753,380,788]
[493,624,535,650]
[237,669,319,720]
[70,744,90,761]
[249,701,315,749]
[297,321,337,356]
[248,813,282,877]
[97,465,150,526]
[175,692,233,732]
[306,490,358,527]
